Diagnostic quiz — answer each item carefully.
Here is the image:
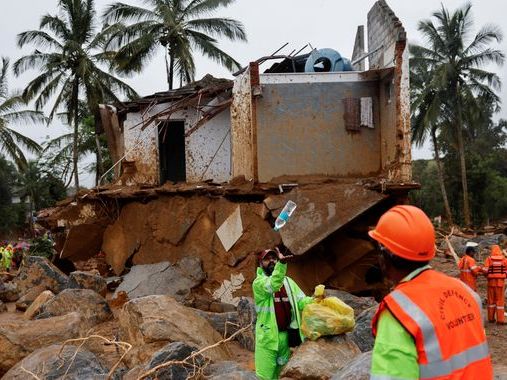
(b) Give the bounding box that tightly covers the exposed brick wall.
[367,0,407,69]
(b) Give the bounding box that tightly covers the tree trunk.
[72,81,80,193]
[94,133,104,187]
[165,45,174,90]
[455,85,471,226]
[431,128,453,225]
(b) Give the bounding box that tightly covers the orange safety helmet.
[368,205,435,262]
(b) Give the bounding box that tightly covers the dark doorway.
[159,121,186,183]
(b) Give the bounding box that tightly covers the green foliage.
[0,156,26,235]
[15,0,138,190]
[410,160,444,218]
[28,235,55,259]
[102,0,247,89]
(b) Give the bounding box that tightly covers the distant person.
[253,247,312,380]
[369,205,492,379]
[458,242,481,291]
[482,245,507,324]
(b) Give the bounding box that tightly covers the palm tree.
[0,58,43,171]
[410,54,453,225]
[14,0,137,191]
[102,0,247,90]
[411,2,504,226]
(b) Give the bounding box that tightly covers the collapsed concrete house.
[40,0,415,303]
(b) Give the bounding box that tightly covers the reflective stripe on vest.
[390,289,489,378]
[390,290,443,362]
[255,305,275,313]
[420,342,490,378]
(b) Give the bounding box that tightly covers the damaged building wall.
[368,0,411,182]
[230,63,256,180]
[255,73,381,182]
[122,101,231,185]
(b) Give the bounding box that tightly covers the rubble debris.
[0,300,6,313]
[23,290,54,320]
[0,281,19,302]
[325,290,378,316]
[37,289,112,328]
[0,312,84,375]
[236,297,256,351]
[2,344,108,380]
[67,270,107,297]
[114,258,205,302]
[331,351,372,380]
[194,309,239,337]
[204,361,257,379]
[350,306,377,352]
[144,341,205,380]
[216,205,244,251]
[280,335,361,380]
[212,272,245,306]
[13,256,68,297]
[15,285,47,311]
[118,295,231,367]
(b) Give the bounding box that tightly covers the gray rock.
[0,312,84,375]
[194,310,239,337]
[0,281,19,302]
[114,259,205,302]
[145,341,204,380]
[205,361,257,380]
[68,271,107,297]
[324,290,377,316]
[38,289,112,328]
[350,306,376,352]
[237,297,256,351]
[2,344,108,380]
[13,256,68,296]
[281,335,361,380]
[331,351,372,380]
[15,285,47,311]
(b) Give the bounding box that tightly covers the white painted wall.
[122,100,231,185]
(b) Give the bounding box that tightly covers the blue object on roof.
[304,48,353,73]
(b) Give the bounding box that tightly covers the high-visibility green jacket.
[253,262,313,351]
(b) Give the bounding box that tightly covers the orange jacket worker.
[369,205,492,379]
[458,242,481,291]
[483,245,507,324]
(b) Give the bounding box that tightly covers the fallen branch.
[57,334,132,380]
[136,323,252,380]
[437,227,460,265]
[19,366,42,380]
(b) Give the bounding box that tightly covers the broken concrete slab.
[114,258,205,302]
[216,205,243,251]
[266,184,386,255]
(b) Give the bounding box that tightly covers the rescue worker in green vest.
[1,244,13,271]
[253,247,313,380]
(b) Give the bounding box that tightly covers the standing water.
[274,200,297,231]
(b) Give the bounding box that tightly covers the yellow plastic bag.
[301,296,355,341]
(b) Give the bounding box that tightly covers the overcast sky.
[0,0,506,186]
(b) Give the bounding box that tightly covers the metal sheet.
[266,183,386,255]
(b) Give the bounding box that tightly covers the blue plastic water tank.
[304,48,353,73]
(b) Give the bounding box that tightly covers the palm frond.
[186,17,246,41]
[187,29,240,71]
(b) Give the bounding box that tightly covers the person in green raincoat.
[253,247,313,380]
[1,244,13,271]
